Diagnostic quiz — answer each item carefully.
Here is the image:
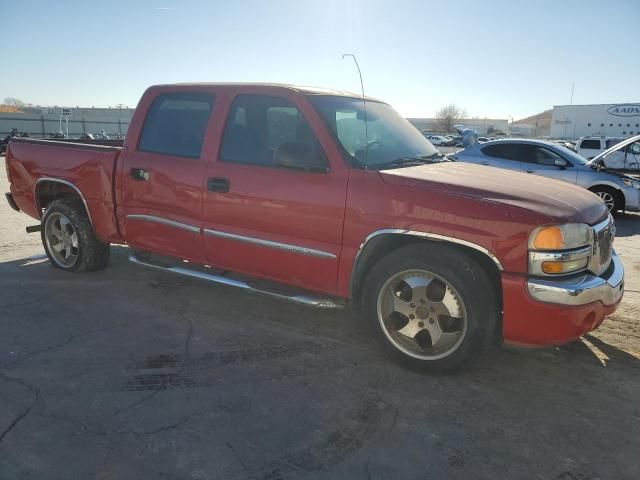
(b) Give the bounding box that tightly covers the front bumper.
[527,251,624,306]
[502,251,624,346]
[5,192,20,212]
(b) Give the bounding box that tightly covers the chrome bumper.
[527,250,624,306]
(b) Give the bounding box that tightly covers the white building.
[550,103,640,139]
[407,117,509,135]
[0,106,134,138]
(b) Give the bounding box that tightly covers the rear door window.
[138,92,214,159]
[580,139,601,150]
[481,143,524,161]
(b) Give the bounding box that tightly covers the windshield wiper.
[375,153,449,170]
[420,152,453,162]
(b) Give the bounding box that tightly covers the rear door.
[477,143,526,171]
[201,91,348,294]
[117,90,216,262]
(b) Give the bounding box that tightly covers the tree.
[3,97,25,107]
[436,104,466,133]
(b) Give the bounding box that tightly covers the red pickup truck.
[4,83,624,370]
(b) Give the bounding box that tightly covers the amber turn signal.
[532,226,564,250]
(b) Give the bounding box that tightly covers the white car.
[576,136,640,169]
[425,135,449,146]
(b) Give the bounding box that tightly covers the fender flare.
[349,228,504,296]
[34,177,94,227]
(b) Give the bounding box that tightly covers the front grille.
[596,223,615,269]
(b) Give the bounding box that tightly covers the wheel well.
[36,181,86,217]
[588,185,625,210]
[351,234,503,336]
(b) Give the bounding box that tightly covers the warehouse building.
[551,103,640,139]
[0,106,134,138]
[407,117,509,136]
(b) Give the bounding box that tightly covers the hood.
[379,162,608,225]
[588,134,640,165]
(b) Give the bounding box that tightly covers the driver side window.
[532,147,566,166]
[220,94,328,172]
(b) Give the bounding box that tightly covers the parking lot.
[0,164,639,479]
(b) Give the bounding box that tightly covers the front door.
[117,90,215,262]
[520,145,578,184]
[201,92,348,294]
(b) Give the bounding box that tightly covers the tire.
[41,199,110,272]
[362,244,498,372]
[590,186,621,213]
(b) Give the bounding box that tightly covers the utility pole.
[570,83,575,105]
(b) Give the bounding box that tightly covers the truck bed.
[5,137,123,243]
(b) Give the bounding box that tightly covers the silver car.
[451,137,640,213]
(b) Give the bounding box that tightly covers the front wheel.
[590,186,621,213]
[362,244,498,372]
[41,199,110,272]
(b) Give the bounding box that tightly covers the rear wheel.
[41,199,110,272]
[362,244,498,372]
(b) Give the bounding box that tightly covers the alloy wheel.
[376,269,468,360]
[44,212,80,268]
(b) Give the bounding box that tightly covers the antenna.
[342,53,369,168]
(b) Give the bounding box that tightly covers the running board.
[129,253,346,309]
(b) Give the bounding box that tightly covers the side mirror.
[554,158,568,169]
[273,142,328,173]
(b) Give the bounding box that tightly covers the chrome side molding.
[203,228,337,259]
[126,214,200,234]
[129,253,345,309]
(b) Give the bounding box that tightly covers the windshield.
[310,95,440,168]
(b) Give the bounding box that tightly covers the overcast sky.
[1,0,638,119]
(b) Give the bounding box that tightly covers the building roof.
[552,103,639,108]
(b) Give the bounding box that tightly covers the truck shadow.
[613,211,640,236]
[2,245,638,376]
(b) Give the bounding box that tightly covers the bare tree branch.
[3,97,25,107]
[435,104,466,133]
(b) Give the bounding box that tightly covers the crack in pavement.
[0,372,41,445]
[2,313,177,369]
[112,310,195,415]
[180,310,194,364]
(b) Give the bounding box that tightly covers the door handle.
[207,177,230,193]
[130,168,150,181]
[525,169,534,173]
[480,162,490,165]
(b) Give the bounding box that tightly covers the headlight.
[528,223,593,276]
[622,178,640,190]
[529,223,593,250]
